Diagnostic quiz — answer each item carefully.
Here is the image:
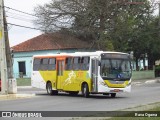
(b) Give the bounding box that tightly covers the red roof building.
[12,32,91,52]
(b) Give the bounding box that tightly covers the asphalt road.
[0,82,160,112]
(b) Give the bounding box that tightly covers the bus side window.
[41,58,49,70]
[33,58,41,71]
[48,58,56,70]
[65,58,72,70]
[73,57,81,70]
[81,57,90,70]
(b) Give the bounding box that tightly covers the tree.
[107,0,158,70]
[146,17,160,69]
[34,0,91,32]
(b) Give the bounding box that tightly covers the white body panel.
[31,71,46,89]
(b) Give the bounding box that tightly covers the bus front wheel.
[82,83,89,98]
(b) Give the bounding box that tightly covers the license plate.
[113,89,120,92]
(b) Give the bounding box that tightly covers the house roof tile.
[12,32,91,52]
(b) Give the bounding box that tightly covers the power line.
[3,6,42,31]
[4,6,37,17]
[7,23,43,31]
[6,11,36,19]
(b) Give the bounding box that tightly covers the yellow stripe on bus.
[104,80,129,88]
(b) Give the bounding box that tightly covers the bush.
[155,66,160,77]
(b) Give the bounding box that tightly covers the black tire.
[69,91,79,96]
[46,82,53,95]
[46,82,58,95]
[111,93,116,98]
[82,83,89,98]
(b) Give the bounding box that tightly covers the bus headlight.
[127,81,131,86]
[99,81,107,86]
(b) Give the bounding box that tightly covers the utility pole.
[0,0,8,94]
[3,2,14,79]
[158,1,160,29]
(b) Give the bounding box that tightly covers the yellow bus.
[31,51,132,98]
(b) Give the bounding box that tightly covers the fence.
[132,70,155,80]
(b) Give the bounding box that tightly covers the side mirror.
[129,54,133,60]
[129,51,134,60]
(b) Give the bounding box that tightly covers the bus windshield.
[100,58,131,80]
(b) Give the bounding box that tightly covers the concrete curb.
[145,79,160,84]
[0,93,35,100]
[145,80,157,84]
[17,86,32,89]
[132,82,142,85]
[132,79,160,85]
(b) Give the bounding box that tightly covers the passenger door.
[57,60,65,89]
[91,58,99,92]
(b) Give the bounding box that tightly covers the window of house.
[18,61,26,75]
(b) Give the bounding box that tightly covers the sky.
[4,0,51,47]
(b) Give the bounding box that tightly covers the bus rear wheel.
[82,83,89,98]
[46,82,58,95]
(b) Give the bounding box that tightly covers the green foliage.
[96,32,114,50]
[155,66,160,71]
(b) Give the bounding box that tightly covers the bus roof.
[33,51,129,58]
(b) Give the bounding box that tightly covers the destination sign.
[101,53,129,59]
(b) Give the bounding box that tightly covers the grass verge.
[16,78,31,86]
[107,104,160,120]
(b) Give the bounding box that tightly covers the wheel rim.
[47,84,51,94]
[83,84,88,97]
[84,86,86,95]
